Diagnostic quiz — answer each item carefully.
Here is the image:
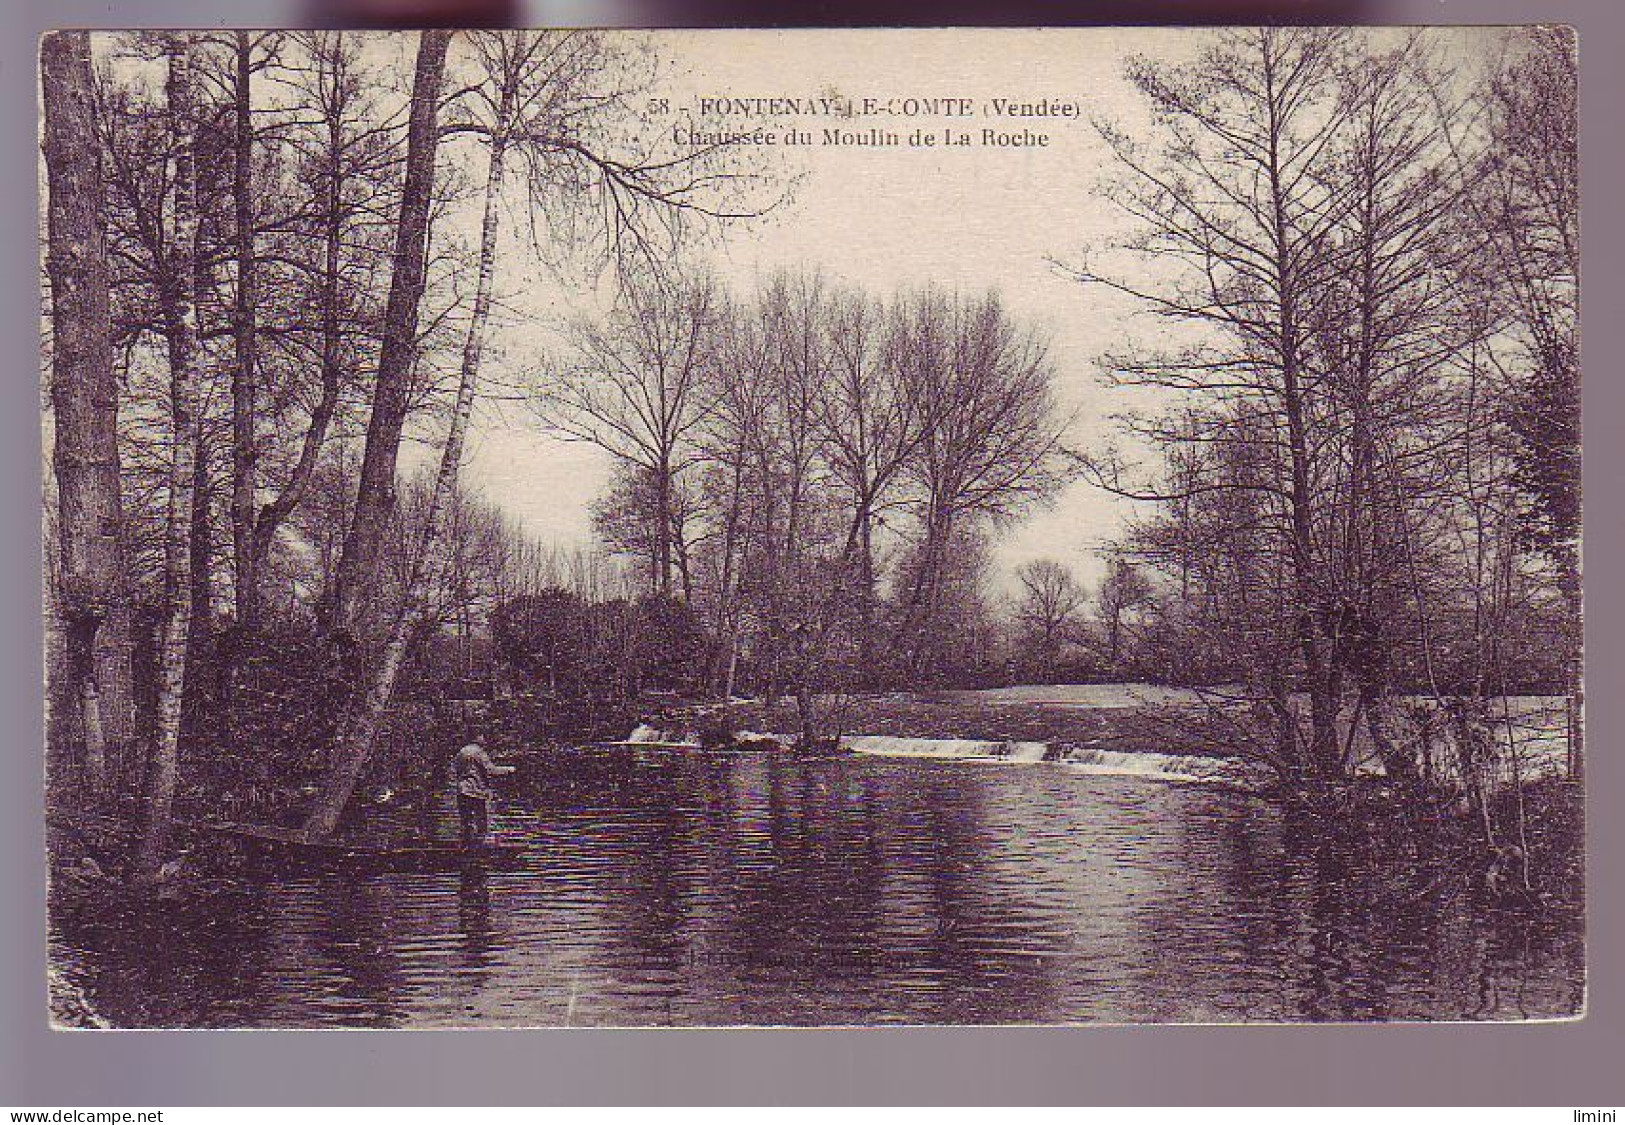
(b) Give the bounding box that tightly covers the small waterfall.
[1058,746,1243,784]
[840,735,1243,784]
[842,735,1010,759]
[1003,741,1050,763]
[609,727,1248,785]
[625,723,699,746]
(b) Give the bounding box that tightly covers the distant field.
[938,683,1244,708]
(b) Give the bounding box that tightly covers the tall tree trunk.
[133,34,203,883]
[304,116,508,839]
[654,457,673,597]
[230,32,260,628]
[855,497,876,675]
[185,427,213,695]
[1284,344,1339,781]
[42,31,129,799]
[795,675,818,752]
[327,29,451,635]
[722,629,740,701]
[710,456,744,697]
[1263,42,1339,784]
[902,500,952,675]
[189,429,213,620]
[674,519,694,603]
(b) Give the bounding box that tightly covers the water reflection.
[53,747,1583,1027]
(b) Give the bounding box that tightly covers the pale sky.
[441,29,1201,595]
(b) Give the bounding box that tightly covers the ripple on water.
[54,746,1583,1026]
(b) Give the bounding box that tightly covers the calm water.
[54,747,1584,1026]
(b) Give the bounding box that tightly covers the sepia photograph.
[39,26,1582,1029]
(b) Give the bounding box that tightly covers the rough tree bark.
[327,29,451,635]
[230,31,261,628]
[185,427,213,683]
[42,31,130,799]
[654,455,673,597]
[133,33,203,883]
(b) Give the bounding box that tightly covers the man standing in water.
[454,739,515,845]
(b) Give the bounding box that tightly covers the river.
[52,744,1583,1026]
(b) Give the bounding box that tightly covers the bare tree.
[325,30,452,636]
[224,32,287,627]
[133,32,205,882]
[590,462,705,598]
[818,287,934,661]
[1478,29,1581,776]
[303,28,529,837]
[895,289,1068,673]
[43,31,131,799]
[1062,29,1361,782]
[541,270,724,597]
[1481,29,1578,590]
[330,30,768,634]
[1014,559,1086,669]
[1069,29,1576,805]
[1307,36,1483,783]
[239,32,400,625]
[1095,554,1152,672]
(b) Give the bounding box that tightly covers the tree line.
[529,269,1070,743]
[1056,27,1579,808]
[43,29,761,878]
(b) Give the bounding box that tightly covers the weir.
[614,725,1246,785]
[840,735,1243,783]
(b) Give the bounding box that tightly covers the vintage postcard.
[40,27,1581,1028]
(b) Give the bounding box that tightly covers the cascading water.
[1002,741,1050,764]
[838,735,1016,760]
[619,724,700,747]
[612,725,1246,785]
[1057,745,1243,784]
[839,735,1244,784]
